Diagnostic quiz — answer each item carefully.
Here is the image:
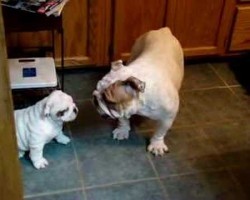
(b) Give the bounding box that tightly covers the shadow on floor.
[229,57,250,93]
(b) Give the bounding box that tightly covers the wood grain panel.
[53,0,91,66]
[216,0,236,54]
[112,0,166,60]
[88,0,111,66]
[230,6,250,51]
[5,0,111,67]
[0,7,23,200]
[6,31,51,48]
[56,0,87,58]
[166,0,225,56]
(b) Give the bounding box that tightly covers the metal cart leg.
[61,28,64,91]
[52,30,55,59]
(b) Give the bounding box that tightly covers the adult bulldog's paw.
[33,158,49,169]
[112,128,130,140]
[147,140,169,156]
[56,135,71,145]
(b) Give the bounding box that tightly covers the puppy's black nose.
[73,107,78,114]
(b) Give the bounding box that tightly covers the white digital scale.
[8,57,57,89]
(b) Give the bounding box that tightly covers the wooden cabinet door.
[58,0,111,66]
[165,0,235,57]
[112,0,166,61]
[5,0,111,67]
[230,5,250,51]
[0,7,23,200]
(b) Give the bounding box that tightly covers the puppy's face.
[44,90,78,122]
[93,76,145,119]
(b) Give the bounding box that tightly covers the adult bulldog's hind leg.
[147,110,177,156]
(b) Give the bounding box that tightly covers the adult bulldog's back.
[129,27,184,91]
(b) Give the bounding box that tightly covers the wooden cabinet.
[111,0,236,60]
[0,8,23,200]
[230,5,250,51]
[5,0,111,67]
[165,0,235,56]
[4,0,250,67]
[112,0,166,60]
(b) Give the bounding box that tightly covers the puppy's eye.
[56,108,69,117]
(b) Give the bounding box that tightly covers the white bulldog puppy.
[93,27,184,156]
[15,90,78,169]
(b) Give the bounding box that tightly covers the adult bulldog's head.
[93,76,145,119]
[44,90,78,122]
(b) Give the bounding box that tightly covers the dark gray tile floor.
[20,62,250,200]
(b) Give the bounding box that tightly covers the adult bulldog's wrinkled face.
[44,90,78,122]
[93,76,145,119]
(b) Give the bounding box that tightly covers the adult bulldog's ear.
[124,76,146,92]
[103,81,133,104]
[111,60,123,71]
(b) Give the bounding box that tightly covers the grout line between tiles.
[177,98,199,127]
[135,117,243,134]
[67,124,88,200]
[74,87,242,101]
[208,63,238,95]
[199,127,248,198]
[136,123,200,134]
[76,98,92,103]
[174,114,239,130]
[24,187,83,199]
[146,153,170,200]
[74,86,242,102]
[181,85,233,92]
[148,127,228,181]
[208,63,230,86]
[181,84,241,93]
[84,177,159,190]
[180,84,245,126]
[159,167,229,180]
[226,167,248,199]
[209,64,250,117]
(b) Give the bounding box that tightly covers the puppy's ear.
[124,76,145,92]
[44,102,51,117]
[111,60,123,71]
[43,90,61,117]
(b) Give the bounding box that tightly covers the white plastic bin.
[8,57,57,89]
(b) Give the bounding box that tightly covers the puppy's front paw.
[112,128,130,140]
[148,140,169,156]
[18,151,25,158]
[33,158,49,169]
[56,135,71,145]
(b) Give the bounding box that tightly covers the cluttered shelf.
[2,6,63,32]
[1,0,69,17]
[1,0,67,32]
[1,0,68,36]
[1,0,69,90]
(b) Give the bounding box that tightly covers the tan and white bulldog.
[93,27,184,155]
[15,90,78,169]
